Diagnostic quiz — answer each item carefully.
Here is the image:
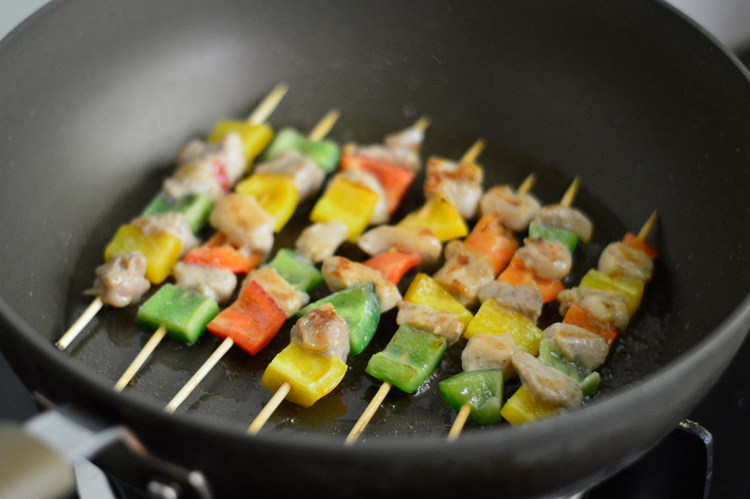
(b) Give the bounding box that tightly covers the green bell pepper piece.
[538,338,600,396]
[439,369,504,425]
[297,283,381,355]
[264,127,341,173]
[528,221,580,253]
[365,325,447,393]
[136,283,219,344]
[142,192,214,234]
[267,248,323,293]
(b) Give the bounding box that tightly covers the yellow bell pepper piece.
[397,196,468,242]
[310,175,380,241]
[235,173,299,232]
[464,299,543,355]
[579,269,644,317]
[403,273,473,331]
[208,121,274,168]
[104,224,182,284]
[500,385,560,425]
[261,342,348,407]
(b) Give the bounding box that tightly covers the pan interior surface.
[0,0,749,497]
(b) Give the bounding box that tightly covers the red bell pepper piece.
[340,153,416,214]
[622,232,658,259]
[497,256,564,303]
[364,248,423,285]
[563,302,619,346]
[207,280,287,355]
[462,214,519,275]
[183,233,263,274]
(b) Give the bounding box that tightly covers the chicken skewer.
[446,212,655,438]
[56,83,289,350]
[247,140,486,434]
[499,212,657,426]
[346,178,585,444]
[164,119,430,413]
[113,110,341,391]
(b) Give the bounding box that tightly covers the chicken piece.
[598,241,654,283]
[512,351,583,410]
[343,122,425,173]
[543,323,610,371]
[254,149,324,202]
[172,261,237,304]
[396,301,463,344]
[244,266,310,317]
[167,132,246,202]
[163,162,225,202]
[209,193,275,255]
[479,185,542,232]
[91,251,151,307]
[423,157,484,219]
[357,226,442,264]
[476,280,544,321]
[131,212,199,257]
[340,168,388,224]
[290,303,350,362]
[461,333,517,379]
[433,245,495,308]
[557,287,630,331]
[515,237,572,281]
[176,132,247,186]
[295,221,350,263]
[321,256,401,312]
[533,204,593,244]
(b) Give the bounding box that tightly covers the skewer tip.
[246,83,289,125]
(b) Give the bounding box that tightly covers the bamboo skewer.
[447,208,658,440]
[113,109,339,394]
[55,84,289,352]
[348,176,576,444]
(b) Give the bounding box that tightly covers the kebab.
[499,212,657,425]
[163,119,430,413]
[55,83,289,350]
[346,178,587,443]
[112,110,341,391]
[246,140,487,434]
[443,212,655,437]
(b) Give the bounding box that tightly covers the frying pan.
[1,0,749,497]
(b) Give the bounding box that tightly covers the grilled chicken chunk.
[461,333,517,378]
[476,280,544,321]
[479,185,542,232]
[433,245,495,308]
[532,204,593,243]
[173,261,237,304]
[423,157,483,219]
[254,149,324,201]
[598,241,654,283]
[244,266,309,317]
[396,301,463,344]
[557,287,630,331]
[322,256,401,312]
[209,193,275,255]
[344,123,425,173]
[290,303,350,362]
[543,322,610,371]
[131,212,198,257]
[91,251,150,307]
[357,226,442,264]
[515,237,572,281]
[512,351,583,410]
[295,221,350,263]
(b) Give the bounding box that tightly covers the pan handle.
[0,406,212,499]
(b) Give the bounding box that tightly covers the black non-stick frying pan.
[1,0,749,497]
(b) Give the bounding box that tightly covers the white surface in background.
[2,1,750,50]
